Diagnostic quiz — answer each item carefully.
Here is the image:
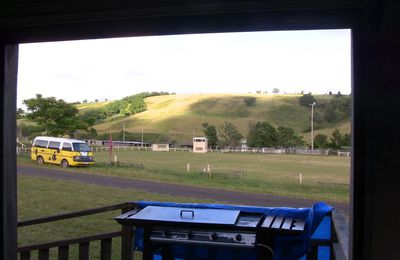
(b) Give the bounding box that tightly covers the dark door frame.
[0,1,387,259]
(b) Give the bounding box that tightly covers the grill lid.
[127,206,240,225]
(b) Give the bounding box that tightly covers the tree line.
[203,121,350,150]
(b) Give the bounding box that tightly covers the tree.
[272,88,280,94]
[247,121,277,147]
[342,133,351,147]
[23,94,95,137]
[243,97,256,107]
[218,121,243,148]
[328,91,333,96]
[16,108,25,119]
[276,126,304,147]
[314,134,328,148]
[299,94,316,107]
[202,123,218,148]
[329,129,343,149]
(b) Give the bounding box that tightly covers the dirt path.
[17,165,349,213]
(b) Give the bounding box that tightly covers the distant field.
[20,94,350,144]
[18,175,213,259]
[87,94,350,143]
[76,100,111,112]
[25,150,350,203]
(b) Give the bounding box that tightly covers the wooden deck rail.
[17,202,138,260]
[17,202,349,260]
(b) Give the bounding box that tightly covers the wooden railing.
[17,202,138,260]
[17,202,349,260]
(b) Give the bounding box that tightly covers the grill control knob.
[209,232,218,241]
[235,234,242,242]
[163,231,170,238]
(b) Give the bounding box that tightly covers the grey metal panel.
[281,217,293,230]
[130,206,240,225]
[291,219,305,231]
[271,216,284,229]
[261,215,275,228]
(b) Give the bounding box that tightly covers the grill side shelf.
[260,215,306,234]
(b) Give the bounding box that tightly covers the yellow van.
[31,136,95,167]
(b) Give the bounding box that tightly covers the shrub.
[21,124,45,137]
[243,97,256,107]
[299,94,316,107]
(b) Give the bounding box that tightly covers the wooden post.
[114,155,118,163]
[121,206,134,260]
[0,44,18,260]
[186,163,190,173]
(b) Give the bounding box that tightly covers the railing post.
[79,242,89,260]
[58,245,69,260]
[20,251,30,260]
[121,205,134,260]
[38,248,49,260]
[100,238,112,260]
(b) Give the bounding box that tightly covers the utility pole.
[141,120,144,147]
[122,123,125,142]
[310,102,316,150]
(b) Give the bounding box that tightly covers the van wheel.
[61,159,69,168]
[36,156,44,165]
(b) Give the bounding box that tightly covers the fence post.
[121,205,134,260]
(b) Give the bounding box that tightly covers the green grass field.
[17,150,349,258]
[94,150,350,203]
[19,149,350,203]
[18,175,214,259]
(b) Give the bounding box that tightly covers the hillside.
[80,94,351,145]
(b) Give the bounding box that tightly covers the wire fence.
[18,146,351,157]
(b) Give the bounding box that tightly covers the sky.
[17,29,351,107]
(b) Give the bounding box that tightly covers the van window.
[62,142,72,151]
[34,139,48,148]
[48,141,61,150]
[72,143,91,152]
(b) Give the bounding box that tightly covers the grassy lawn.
[18,175,214,259]
[17,150,349,258]
[19,150,350,203]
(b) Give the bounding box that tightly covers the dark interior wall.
[351,1,400,259]
[0,44,18,260]
[367,0,400,259]
[1,0,363,43]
